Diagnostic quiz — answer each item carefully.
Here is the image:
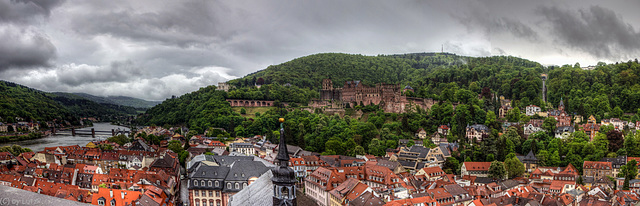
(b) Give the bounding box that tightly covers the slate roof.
[555,126,575,134]
[228,170,274,206]
[349,191,384,206]
[600,156,627,168]
[225,160,269,182]
[467,124,489,132]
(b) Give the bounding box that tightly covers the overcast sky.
[1,0,640,101]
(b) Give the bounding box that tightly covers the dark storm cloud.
[69,1,231,47]
[452,8,539,41]
[56,60,142,86]
[0,0,64,22]
[0,25,56,70]
[538,5,640,59]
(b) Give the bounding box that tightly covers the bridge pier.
[91,128,95,138]
[72,128,76,136]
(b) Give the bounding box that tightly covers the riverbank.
[0,132,46,143]
[0,123,130,152]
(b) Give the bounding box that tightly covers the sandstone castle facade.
[319,79,436,113]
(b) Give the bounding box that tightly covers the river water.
[0,122,130,152]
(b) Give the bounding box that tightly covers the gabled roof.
[463,162,491,171]
[583,161,612,170]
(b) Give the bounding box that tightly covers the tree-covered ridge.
[547,61,640,120]
[228,53,419,89]
[0,80,74,122]
[62,92,161,109]
[135,86,242,133]
[0,80,138,124]
[47,93,139,119]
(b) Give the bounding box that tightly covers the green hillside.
[0,81,138,124]
[0,81,74,123]
[57,92,161,109]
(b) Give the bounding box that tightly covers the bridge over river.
[0,123,131,152]
[53,127,131,137]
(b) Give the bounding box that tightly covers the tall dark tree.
[607,130,624,153]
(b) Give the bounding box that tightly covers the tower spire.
[272,118,297,206]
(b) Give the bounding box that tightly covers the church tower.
[272,118,297,206]
[558,97,565,112]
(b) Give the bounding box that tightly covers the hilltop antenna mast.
[441,44,444,53]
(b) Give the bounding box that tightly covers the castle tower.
[272,118,297,206]
[558,97,565,112]
[322,79,332,90]
[320,79,334,100]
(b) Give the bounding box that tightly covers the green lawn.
[232,107,275,118]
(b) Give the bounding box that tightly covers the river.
[0,122,130,152]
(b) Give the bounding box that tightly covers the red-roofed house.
[288,157,307,180]
[584,161,613,179]
[92,188,142,206]
[461,162,492,177]
[416,166,446,181]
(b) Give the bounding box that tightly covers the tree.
[488,161,506,179]
[444,157,460,174]
[620,160,638,190]
[407,140,415,148]
[240,108,247,115]
[542,117,557,136]
[504,156,525,178]
[354,146,365,155]
[507,107,521,122]
[607,130,624,153]
[486,154,495,162]
[612,106,623,118]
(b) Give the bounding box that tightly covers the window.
[209,191,213,197]
[201,180,205,186]
[243,183,247,188]
[216,191,220,197]
[195,180,198,186]
[282,187,289,198]
[208,181,212,187]
[110,200,115,206]
[202,190,207,197]
[215,181,219,187]
[195,199,200,206]
[235,183,239,189]
[227,183,231,188]
[195,190,199,197]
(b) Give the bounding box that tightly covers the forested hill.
[53,92,161,109]
[47,93,139,118]
[0,81,74,122]
[0,81,138,124]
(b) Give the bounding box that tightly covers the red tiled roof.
[583,161,612,170]
[464,162,491,171]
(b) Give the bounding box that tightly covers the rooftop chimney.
[110,190,113,198]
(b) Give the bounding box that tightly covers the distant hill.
[47,93,139,118]
[0,81,138,124]
[63,93,161,109]
[0,81,74,122]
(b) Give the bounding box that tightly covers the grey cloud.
[56,60,142,86]
[538,5,640,60]
[69,0,234,47]
[0,25,56,70]
[451,6,539,41]
[0,0,64,23]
